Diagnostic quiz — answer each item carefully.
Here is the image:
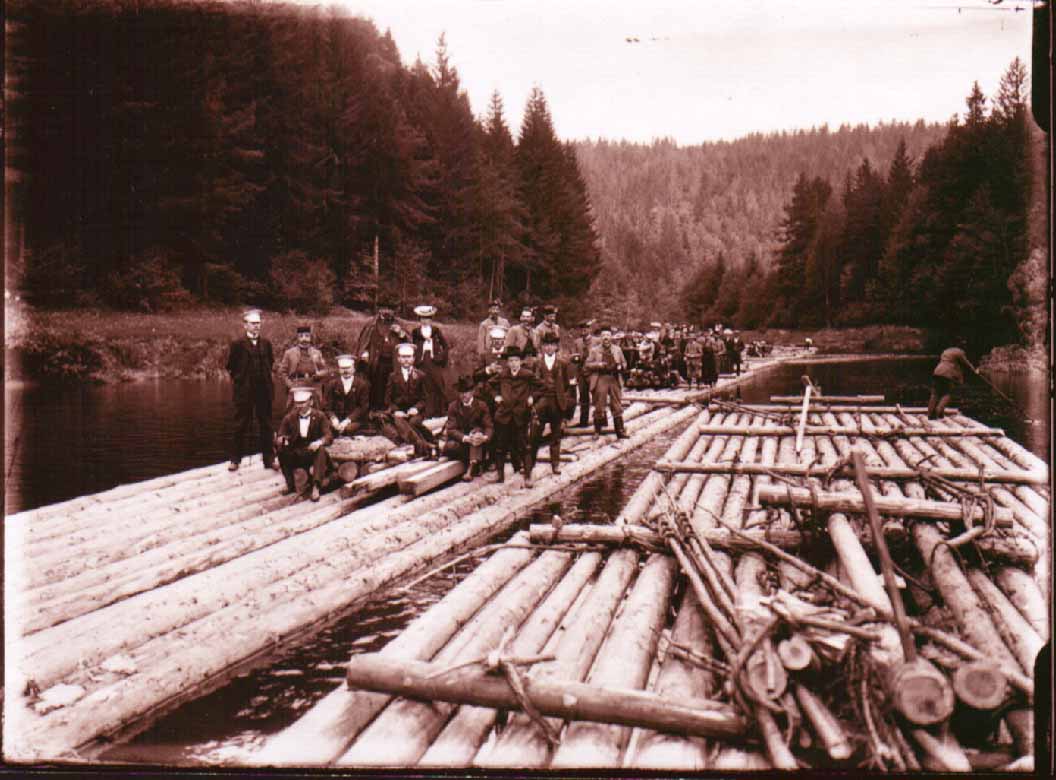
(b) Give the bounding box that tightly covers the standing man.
[280,324,327,409]
[489,345,539,486]
[276,387,333,502]
[506,307,538,360]
[356,301,409,411]
[225,308,278,472]
[411,304,450,419]
[683,330,704,388]
[568,321,592,426]
[381,343,435,457]
[584,326,629,439]
[532,305,561,353]
[477,299,509,358]
[322,354,371,436]
[440,375,493,481]
[528,332,574,477]
[928,343,976,420]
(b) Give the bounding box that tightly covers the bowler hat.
[455,375,476,393]
[296,325,311,334]
[503,345,523,359]
[541,331,559,344]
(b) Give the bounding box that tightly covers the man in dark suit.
[322,354,371,436]
[276,387,333,501]
[488,345,539,486]
[379,343,435,457]
[411,304,450,419]
[528,331,575,477]
[225,309,278,472]
[440,375,493,481]
[356,301,409,411]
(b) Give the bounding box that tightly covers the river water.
[4,356,1048,765]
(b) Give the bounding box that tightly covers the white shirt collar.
[544,354,556,369]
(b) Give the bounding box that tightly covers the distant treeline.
[7,0,600,320]
[577,60,1043,353]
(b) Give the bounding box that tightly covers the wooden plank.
[397,460,465,497]
[341,656,746,742]
[757,485,1014,527]
[654,459,1049,486]
[692,424,1004,437]
[719,404,957,414]
[794,382,812,454]
[771,394,885,403]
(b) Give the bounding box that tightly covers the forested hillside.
[7,0,599,321]
[576,60,1043,355]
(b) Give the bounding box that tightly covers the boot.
[578,407,590,428]
[523,464,534,489]
[614,416,629,439]
[310,483,321,502]
[463,460,478,481]
[550,442,562,475]
[494,456,505,483]
[594,417,605,437]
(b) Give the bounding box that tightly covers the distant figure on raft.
[928,344,977,420]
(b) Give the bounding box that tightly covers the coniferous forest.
[6,0,1045,354]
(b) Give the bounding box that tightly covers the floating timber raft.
[4,347,815,762]
[252,396,1048,772]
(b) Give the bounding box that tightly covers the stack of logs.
[319,400,1046,771]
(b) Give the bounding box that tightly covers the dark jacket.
[534,354,575,412]
[226,337,275,401]
[411,325,449,368]
[356,318,409,372]
[443,398,494,441]
[385,366,427,413]
[323,374,371,423]
[489,366,540,424]
[277,407,334,450]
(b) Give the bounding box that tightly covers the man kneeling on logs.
[374,342,436,458]
[440,375,493,481]
[276,387,333,501]
[528,331,574,476]
[489,345,539,486]
[323,354,370,436]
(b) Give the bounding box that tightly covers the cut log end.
[952,662,1008,710]
[336,462,360,483]
[777,635,815,671]
[890,657,956,726]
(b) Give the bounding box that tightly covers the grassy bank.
[4,304,940,384]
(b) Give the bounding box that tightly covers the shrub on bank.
[268,251,336,315]
[102,251,194,312]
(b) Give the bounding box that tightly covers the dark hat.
[377,301,396,310]
[541,331,560,344]
[576,320,590,329]
[503,345,523,359]
[597,324,611,333]
[542,304,557,315]
[296,325,311,334]
[455,375,476,393]
[489,298,502,307]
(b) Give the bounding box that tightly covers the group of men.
[224,302,749,498]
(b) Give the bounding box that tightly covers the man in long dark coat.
[225,308,278,472]
[488,345,539,486]
[356,301,409,411]
[528,332,575,477]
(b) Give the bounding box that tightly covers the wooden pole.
[966,569,1044,673]
[794,382,812,455]
[654,458,1048,486]
[419,552,602,766]
[794,684,851,761]
[770,394,885,403]
[692,424,1004,437]
[993,567,1048,638]
[758,484,1014,527]
[343,655,746,743]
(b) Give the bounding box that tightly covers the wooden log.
[419,552,603,766]
[951,661,1008,710]
[722,404,956,414]
[550,554,678,768]
[966,569,1044,673]
[794,684,851,760]
[771,394,885,403]
[627,589,713,769]
[794,381,812,454]
[325,435,397,463]
[335,462,360,483]
[911,727,971,772]
[341,655,746,745]
[734,553,788,702]
[693,424,1004,437]
[336,551,574,766]
[474,549,640,768]
[397,460,465,497]
[758,484,1014,527]
[654,458,1048,486]
[993,567,1048,638]
[777,634,815,671]
[250,537,537,766]
[339,458,435,498]
[889,656,956,726]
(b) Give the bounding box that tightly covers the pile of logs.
[305,402,1045,771]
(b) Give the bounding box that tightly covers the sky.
[325,0,1036,144]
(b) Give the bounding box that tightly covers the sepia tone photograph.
[3,0,1051,772]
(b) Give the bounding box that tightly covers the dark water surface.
[5,357,1047,764]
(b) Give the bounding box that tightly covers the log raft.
[5,362,1046,771]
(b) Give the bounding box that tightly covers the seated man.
[440,375,493,481]
[376,342,436,458]
[276,387,333,502]
[323,354,371,437]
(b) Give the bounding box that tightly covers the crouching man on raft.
[440,375,493,481]
[276,387,333,502]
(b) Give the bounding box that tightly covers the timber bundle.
[301,398,1047,771]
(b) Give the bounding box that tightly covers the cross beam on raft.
[691,424,1004,437]
[770,394,886,403]
[654,459,1049,486]
[343,655,747,740]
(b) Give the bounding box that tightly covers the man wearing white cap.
[323,354,370,436]
[473,325,508,416]
[275,387,333,501]
[477,299,509,358]
[411,304,450,419]
[379,342,435,457]
[225,309,278,472]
